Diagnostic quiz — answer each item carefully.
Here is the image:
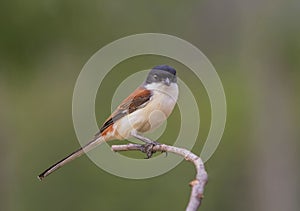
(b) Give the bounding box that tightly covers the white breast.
[114,82,178,139]
[145,82,179,118]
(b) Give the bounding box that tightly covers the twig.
[111,143,208,211]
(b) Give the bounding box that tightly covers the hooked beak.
[164,78,171,86]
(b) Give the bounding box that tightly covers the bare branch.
[111,143,208,211]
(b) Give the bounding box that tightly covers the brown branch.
[111,143,208,211]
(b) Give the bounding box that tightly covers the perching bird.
[38,65,178,180]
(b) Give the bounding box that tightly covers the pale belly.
[114,83,178,139]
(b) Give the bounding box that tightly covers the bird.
[38,65,178,180]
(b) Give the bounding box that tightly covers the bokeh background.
[1,0,300,210]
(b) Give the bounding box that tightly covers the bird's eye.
[153,74,158,80]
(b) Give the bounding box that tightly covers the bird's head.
[145,65,177,86]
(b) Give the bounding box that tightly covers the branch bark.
[111,143,208,211]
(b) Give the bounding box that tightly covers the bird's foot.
[140,142,160,159]
[130,131,167,158]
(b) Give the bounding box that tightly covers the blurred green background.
[1,0,300,210]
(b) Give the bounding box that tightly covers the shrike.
[38,65,178,180]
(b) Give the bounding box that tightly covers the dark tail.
[38,136,105,181]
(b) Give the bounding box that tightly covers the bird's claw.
[141,142,159,159]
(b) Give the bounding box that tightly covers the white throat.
[145,82,179,103]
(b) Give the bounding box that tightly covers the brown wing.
[95,87,152,136]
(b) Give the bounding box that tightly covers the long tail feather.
[38,136,105,181]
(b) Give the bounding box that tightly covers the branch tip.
[111,142,208,210]
[189,179,199,187]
